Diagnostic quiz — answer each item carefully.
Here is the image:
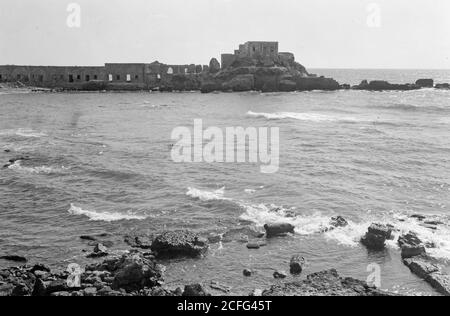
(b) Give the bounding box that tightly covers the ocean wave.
[246,111,357,123]
[186,187,228,202]
[239,201,450,260]
[7,160,69,175]
[371,103,449,112]
[68,204,148,222]
[0,128,47,138]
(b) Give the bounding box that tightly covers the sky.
[0,0,449,69]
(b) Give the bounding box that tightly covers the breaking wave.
[186,187,228,202]
[7,160,69,175]
[238,201,450,260]
[68,204,148,222]
[246,111,357,123]
[0,128,47,138]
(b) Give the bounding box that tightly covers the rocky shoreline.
[2,213,449,296]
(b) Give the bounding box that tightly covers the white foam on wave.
[239,201,450,260]
[7,160,68,175]
[239,203,332,235]
[246,111,357,123]
[0,128,47,138]
[68,204,148,222]
[186,187,228,202]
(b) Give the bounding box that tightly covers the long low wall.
[0,63,208,90]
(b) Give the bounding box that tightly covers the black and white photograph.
[0,0,450,303]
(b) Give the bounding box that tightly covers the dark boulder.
[0,255,27,263]
[264,223,295,238]
[273,271,287,279]
[151,230,209,259]
[361,223,393,250]
[353,80,420,91]
[415,79,434,88]
[183,283,211,296]
[243,269,253,277]
[435,83,450,89]
[398,232,426,258]
[330,216,349,229]
[87,243,109,258]
[290,255,306,275]
[85,253,165,292]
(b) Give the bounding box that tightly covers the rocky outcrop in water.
[262,269,395,296]
[264,223,295,238]
[398,232,426,258]
[403,256,450,296]
[415,79,434,88]
[435,83,450,89]
[289,255,306,275]
[353,80,421,91]
[150,230,209,259]
[361,223,394,250]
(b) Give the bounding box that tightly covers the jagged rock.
[435,83,450,89]
[209,58,221,74]
[264,223,295,238]
[290,255,306,275]
[243,269,253,277]
[262,269,395,296]
[330,216,349,229]
[398,232,426,258]
[0,255,27,263]
[361,223,393,250]
[403,256,450,296]
[87,243,109,258]
[183,284,211,296]
[151,230,209,259]
[30,264,51,274]
[415,79,434,88]
[403,256,439,279]
[85,253,164,292]
[273,271,287,279]
[222,74,254,92]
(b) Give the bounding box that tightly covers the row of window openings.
[108,74,141,82]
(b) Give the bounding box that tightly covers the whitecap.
[246,111,357,123]
[7,160,68,175]
[68,204,147,222]
[186,187,228,202]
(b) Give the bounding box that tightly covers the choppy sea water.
[1,69,450,295]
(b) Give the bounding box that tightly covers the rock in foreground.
[151,230,209,259]
[403,256,450,296]
[262,269,395,296]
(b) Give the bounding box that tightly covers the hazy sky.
[0,0,449,69]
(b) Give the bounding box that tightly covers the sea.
[1,69,449,295]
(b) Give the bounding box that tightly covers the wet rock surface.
[262,269,395,296]
[398,232,426,258]
[361,223,393,250]
[403,256,450,296]
[290,255,306,275]
[264,223,295,238]
[151,230,209,259]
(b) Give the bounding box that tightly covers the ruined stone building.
[221,41,295,70]
[0,62,207,90]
